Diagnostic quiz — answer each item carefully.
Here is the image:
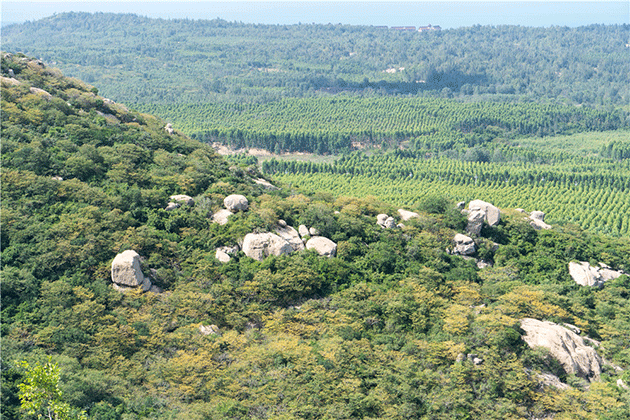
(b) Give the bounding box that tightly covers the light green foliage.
[265,149,630,236]
[17,358,86,420]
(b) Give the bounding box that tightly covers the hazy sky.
[2,1,628,28]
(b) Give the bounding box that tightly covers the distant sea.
[2,2,628,29]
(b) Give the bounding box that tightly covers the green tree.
[17,358,86,420]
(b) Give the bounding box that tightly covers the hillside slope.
[2,53,630,420]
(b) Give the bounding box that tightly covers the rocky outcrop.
[529,210,551,230]
[398,209,419,221]
[164,123,174,135]
[377,213,396,229]
[466,208,486,236]
[224,194,249,212]
[111,250,156,292]
[212,209,234,225]
[453,234,476,256]
[170,194,194,206]
[568,261,624,287]
[298,225,309,238]
[275,223,305,252]
[242,233,294,261]
[465,200,500,235]
[306,236,337,257]
[520,318,602,381]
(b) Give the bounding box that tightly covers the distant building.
[418,24,441,32]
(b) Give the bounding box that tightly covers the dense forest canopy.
[3,13,629,106]
[2,51,630,420]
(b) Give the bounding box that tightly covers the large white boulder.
[111,250,152,292]
[224,194,249,212]
[468,200,501,226]
[398,209,419,221]
[242,233,294,261]
[520,318,602,381]
[298,225,310,238]
[453,234,476,256]
[275,224,305,252]
[466,208,486,236]
[306,236,337,257]
[212,209,234,225]
[568,261,624,287]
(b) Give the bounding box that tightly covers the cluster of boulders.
[568,261,625,287]
[214,219,337,263]
[111,250,160,293]
[213,194,249,225]
[377,213,397,229]
[463,200,501,235]
[520,318,603,381]
[164,123,174,135]
[375,209,419,229]
[238,221,337,261]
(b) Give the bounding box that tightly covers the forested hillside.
[3,13,628,105]
[3,53,630,420]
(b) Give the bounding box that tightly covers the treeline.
[135,97,627,154]
[2,13,628,106]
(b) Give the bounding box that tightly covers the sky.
[1,1,628,28]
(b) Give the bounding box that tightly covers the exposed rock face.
[242,233,294,261]
[164,123,174,134]
[111,250,153,292]
[520,318,602,381]
[469,200,501,226]
[298,225,309,238]
[568,261,624,287]
[453,234,476,256]
[529,210,551,230]
[170,194,194,206]
[212,209,233,225]
[398,209,419,221]
[377,213,396,229]
[309,227,320,236]
[224,194,249,212]
[306,236,337,257]
[254,178,280,190]
[275,224,305,252]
